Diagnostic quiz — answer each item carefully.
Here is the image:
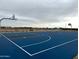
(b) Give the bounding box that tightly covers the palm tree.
[68,23,72,28]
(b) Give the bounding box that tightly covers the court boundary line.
[0,33,32,56]
[31,39,77,56]
[21,36,51,47]
[0,33,77,56]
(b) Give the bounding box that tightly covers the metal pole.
[0,20,1,29]
[65,23,66,28]
[0,15,16,29]
[71,25,72,28]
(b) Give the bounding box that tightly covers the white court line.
[22,36,51,47]
[0,33,32,56]
[31,39,77,56]
[0,33,77,56]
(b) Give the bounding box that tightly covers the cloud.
[0,0,78,27]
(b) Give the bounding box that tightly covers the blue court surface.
[0,32,78,59]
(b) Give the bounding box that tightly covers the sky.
[0,0,78,28]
